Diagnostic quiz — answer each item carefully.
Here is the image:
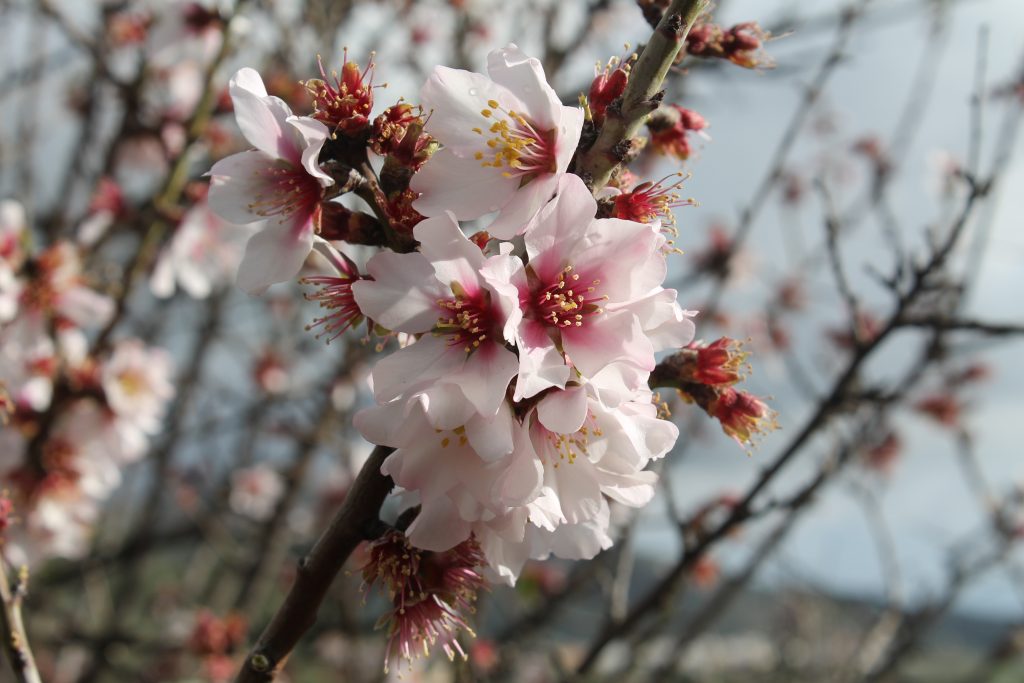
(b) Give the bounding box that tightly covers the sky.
[624,0,1024,618]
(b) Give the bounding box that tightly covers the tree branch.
[233,444,395,682]
[574,0,710,190]
[0,560,42,683]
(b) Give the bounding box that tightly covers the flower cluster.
[0,202,175,561]
[208,45,697,579]
[208,42,717,664]
[650,338,776,447]
[361,531,486,672]
[684,21,774,69]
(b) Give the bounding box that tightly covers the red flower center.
[532,265,605,329]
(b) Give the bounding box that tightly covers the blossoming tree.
[1,0,1023,682]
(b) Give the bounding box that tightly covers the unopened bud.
[306,51,377,137]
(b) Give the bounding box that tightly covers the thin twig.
[0,560,43,683]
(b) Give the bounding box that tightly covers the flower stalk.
[575,0,710,190]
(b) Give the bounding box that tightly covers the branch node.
[661,12,684,39]
[250,653,271,672]
[611,139,633,162]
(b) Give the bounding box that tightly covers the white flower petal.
[286,115,334,186]
[411,148,519,220]
[453,343,519,417]
[537,385,589,434]
[486,44,561,130]
[414,212,485,286]
[407,496,472,552]
[485,173,559,240]
[207,150,278,225]
[353,251,446,333]
[235,216,314,294]
[465,401,515,463]
[229,67,300,163]
[420,65,517,152]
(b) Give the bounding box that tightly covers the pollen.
[543,412,602,465]
[533,265,607,329]
[434,287,496,354]
[470,101,558,179]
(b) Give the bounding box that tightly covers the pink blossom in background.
[230,464,286,521]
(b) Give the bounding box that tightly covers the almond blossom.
[229,464,286,521]
[0,324,55,412]
[102,338,175,435]
[484,174,695,401]
[412,45,584,239]
[524,383,677,532]
[207,68,334,294]
[352,213,521,420]
[151,199,254,299]
[355,394,540,553]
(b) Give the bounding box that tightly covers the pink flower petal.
[562,309,654,379]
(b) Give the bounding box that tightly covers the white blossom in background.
[230,464,286,521]
[145,0,224,69]
[0,317,57,412]
[0,391,171,563]
[151,200,255,299]
[0,199,27,268]
[0,261,21,323]
[102,338,176,435]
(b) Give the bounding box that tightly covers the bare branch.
[0,560,42,683]
[233,444,394,682]
[574,0,710,190]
